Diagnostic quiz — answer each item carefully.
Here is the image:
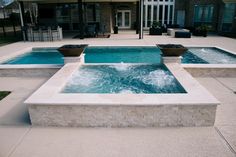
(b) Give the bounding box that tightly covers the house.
[16,0,236,37]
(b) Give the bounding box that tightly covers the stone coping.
[25,63,220,106]
[185,46,236,55]
[0,47,33,64]
[0,64,63,69]
[182,64,236,69]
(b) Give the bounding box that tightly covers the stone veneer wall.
[100,3,112,33]
[29,104,217,127]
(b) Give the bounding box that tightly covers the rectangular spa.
[25,63,219,127]
[62,64,186,94]
[182,47,236,64]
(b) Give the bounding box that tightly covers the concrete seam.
[214,126,236,156]
[7,127,32,157]
[214,77,235,94]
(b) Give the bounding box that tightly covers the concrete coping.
[24,63,220,106]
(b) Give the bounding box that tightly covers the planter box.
[193,30,207,37]
[58,44,88,57]
[114,26,118,34]
[157,44,188,56]
[149,28,162,35]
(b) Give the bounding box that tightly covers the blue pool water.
[182,47,236,64]
[84,46,161,63]
[62,64,186,94]
[182,51,208,64]
[2,48,64,64]
[3,46,235,65]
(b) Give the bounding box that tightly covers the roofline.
[17,0,138,3]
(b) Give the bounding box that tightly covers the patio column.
[18,1,26,41]
[1,6,6,37]
[136,1,139,34]
[139,0,143,39]
[78,0,84,39]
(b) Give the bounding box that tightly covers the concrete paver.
[196,77,236,126]
[9,127,234,157]
[0,126,30,157]
[0,34,236,157]
[217,125,236,154]
[216,78,236,93]
[195,77,236,105]
[0,77,49,125]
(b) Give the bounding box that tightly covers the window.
[143,0,175,28]
[194,5,214,26]
[169,5,173,24]
[164,5,168,24]
[87,4,96,22]
[221,3,236,32]
[147,5,151,27]
[159,5,163,24]
[153,5,157,21]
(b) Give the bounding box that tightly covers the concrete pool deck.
[0,33,236,156]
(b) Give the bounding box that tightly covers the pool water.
[62,64,186,94]
[182,51,208,64]
[2,48,64,64]
[182,47,236,64]
[84,46,161,63]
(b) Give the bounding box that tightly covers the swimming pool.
[62,64,186,94]
[2,48,64,64]
[182,47,236,64]
[2,46,236,65]
[84,46,236,64]
[84,46,161,63]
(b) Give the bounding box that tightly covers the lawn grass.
[0,91,11,101]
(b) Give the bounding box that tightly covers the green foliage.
[151,21,161,29]
[196,25,211,31]
[0,91,11,100]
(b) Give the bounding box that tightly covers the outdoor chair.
[86,24,97,37]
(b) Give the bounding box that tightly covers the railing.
[27,26,63,42]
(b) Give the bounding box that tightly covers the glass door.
[117,10,131,29]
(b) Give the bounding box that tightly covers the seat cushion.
[175,31,191,38]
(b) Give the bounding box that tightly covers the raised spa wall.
[26,62,219,127]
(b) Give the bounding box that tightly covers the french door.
[117,10,131,29]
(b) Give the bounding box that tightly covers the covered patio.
[16,0,144,40]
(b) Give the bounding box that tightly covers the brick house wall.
[100,3,112,33]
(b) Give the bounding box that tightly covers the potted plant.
[193,25,211,37]
[114,25,118,34]
[156,44,188,56]
[149,21,162,35]
[58,44,88,57]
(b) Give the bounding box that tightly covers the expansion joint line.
[7,127,32,157]
[214,126,236,156]
[214,77,235,94]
